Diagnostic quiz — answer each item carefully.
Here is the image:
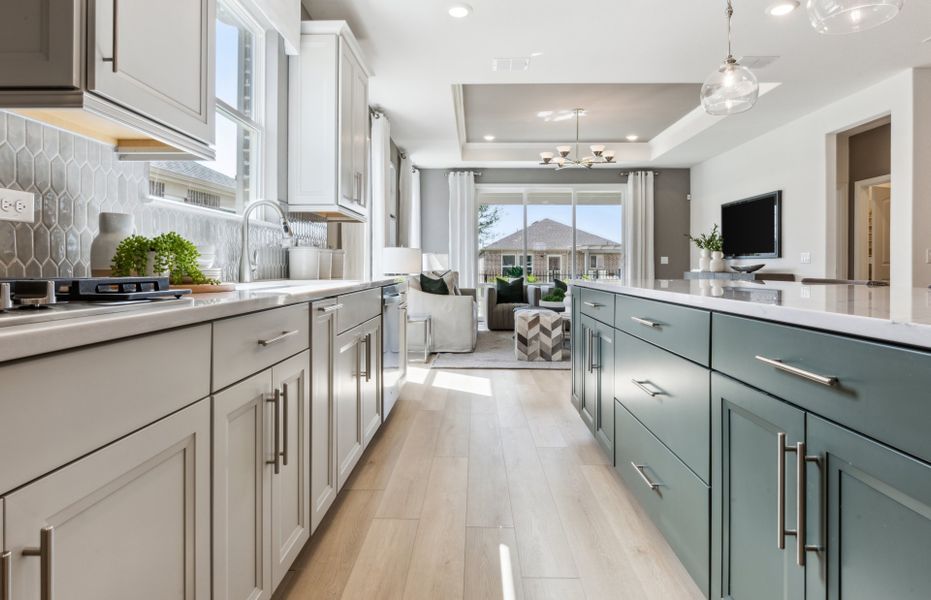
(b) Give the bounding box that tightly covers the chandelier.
[538,109,615,169]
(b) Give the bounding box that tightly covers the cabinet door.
[338,43,356,209]
[1,499,6,600]
[806,416,931,600]
[88,0,214,143]
[213,371,273,600]
[271,351,312,587]
[350,59,369,212]
[336,328,363,490]
[311,302,339,533]
[360,316,382,446]
[0,0,81,88]
[570,297,582,411]
[5,399,211,600]
[594,321,615,458]
[711,373,805,600]
[579,315,598,433]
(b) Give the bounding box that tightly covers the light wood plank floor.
[276,366,703,600]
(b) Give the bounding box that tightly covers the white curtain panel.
[625,171,655,281]
[370,115,390,278]
[448,171,477,287]
[409,167,421,248]
[398,155,412,246]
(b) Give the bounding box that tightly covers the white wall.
[690,69,931,287]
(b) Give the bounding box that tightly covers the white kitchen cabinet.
[0,0,215,159]
[289,21,371,221]
[359,315,383,447]
[4,399,211,600]
[310,299,340,533]
[336,326,364,489]
[213,351,311,598]
[270,351,311,588]
[213,371,273,600]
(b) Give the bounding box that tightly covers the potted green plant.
[687,224,724,272]
[112,232,217,285]
[539,287,566,310]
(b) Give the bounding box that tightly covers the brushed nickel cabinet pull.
[631,379,661,397]
[630,462,663,490]
[1,551,11,600]
[586,329,593,373]
[318,303,343,314]
[630,316,660,328]
[102,0,119,72]
[363,333,372,382]
[258,329,299,347]
[777,432,793,551]
[266,390,281,474]
[755,355,838,387]
[281,384,289,467]
[22,526,54,600]
[582,301,603,308]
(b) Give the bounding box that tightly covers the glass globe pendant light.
[701,0,759,116]
[806,0,903,34]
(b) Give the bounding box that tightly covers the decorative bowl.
[731,263,765,273]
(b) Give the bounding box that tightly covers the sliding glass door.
[575,191,623,280]
[526,191,573,282]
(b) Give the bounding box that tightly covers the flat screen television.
[721,191,782,259]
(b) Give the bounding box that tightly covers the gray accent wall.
[419,167,691,278]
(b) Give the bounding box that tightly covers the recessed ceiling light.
[626,134,639,142]
[766,0,799,16]
[530,51,544,57]
[483,135,496,141]
[448,3,472,18]
[537,111,553,118]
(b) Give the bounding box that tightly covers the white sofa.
[407,275,477,353]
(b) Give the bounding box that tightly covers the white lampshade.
[382,247,423,275]
[422,253,449,271]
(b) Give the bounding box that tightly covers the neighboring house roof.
[483,218,621,251]
[150,161,237,191]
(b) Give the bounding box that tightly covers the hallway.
[277,366,703,600]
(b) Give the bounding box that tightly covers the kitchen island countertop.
[573,279,931,350]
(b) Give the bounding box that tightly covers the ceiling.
[304,0,931,168]
[462,84,700,143]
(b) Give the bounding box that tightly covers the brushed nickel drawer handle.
[776,433,821,566]
[631,379,661,397]
[755,356,838,387]
[1,551,11,600]
[22,526,53,600]
[281,384,289,467]
[630,462,663,490]
[258,329,299,347]
[630,316,660,328]
[582,301,603,308]
[266,390,281,475]
[318,303,344,314]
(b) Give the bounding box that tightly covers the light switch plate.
[660,256,669,265]
[926,248,931,264]
[800,252,811,264]
[0,188,35,223]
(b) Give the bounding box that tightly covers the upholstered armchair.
[485,285,541,331]
[407,277,477,353]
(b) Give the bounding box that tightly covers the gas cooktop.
[0,276,192,328]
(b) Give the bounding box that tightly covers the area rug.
[431,329,570,370]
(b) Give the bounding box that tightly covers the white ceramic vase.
[698,249,711,272]
[90,212,134,276]
[710,251,725,273]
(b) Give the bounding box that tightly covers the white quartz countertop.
[573,279,931,350]
[0,279,397,363]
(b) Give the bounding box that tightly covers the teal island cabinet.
[569,279,931,599]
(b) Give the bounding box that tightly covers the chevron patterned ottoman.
[514,309,564,361]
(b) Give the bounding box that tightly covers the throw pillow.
[420,273,450,295]
[496,277,524,303]
[554,278,568,292]
[430,270,461,295]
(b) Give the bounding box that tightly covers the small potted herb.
[112,232,218,285]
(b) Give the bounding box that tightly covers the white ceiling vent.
[492,57,531,72]
[740,55,780,69]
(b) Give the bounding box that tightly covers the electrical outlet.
[800,252,811,265]
[0,188,35,223]
[660,256,669,265]
[800,286,811,299]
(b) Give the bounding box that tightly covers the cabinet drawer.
[0,324,210,495]
[578,287,615,326]
[615,402,709,595]
[337,288,381,333]
[615,295,710,365]
[213,304,310,391]
[615,331,710,482]
[713,313,931,464]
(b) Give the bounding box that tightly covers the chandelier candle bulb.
[557,145,572,157]
[590,144,606,155]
